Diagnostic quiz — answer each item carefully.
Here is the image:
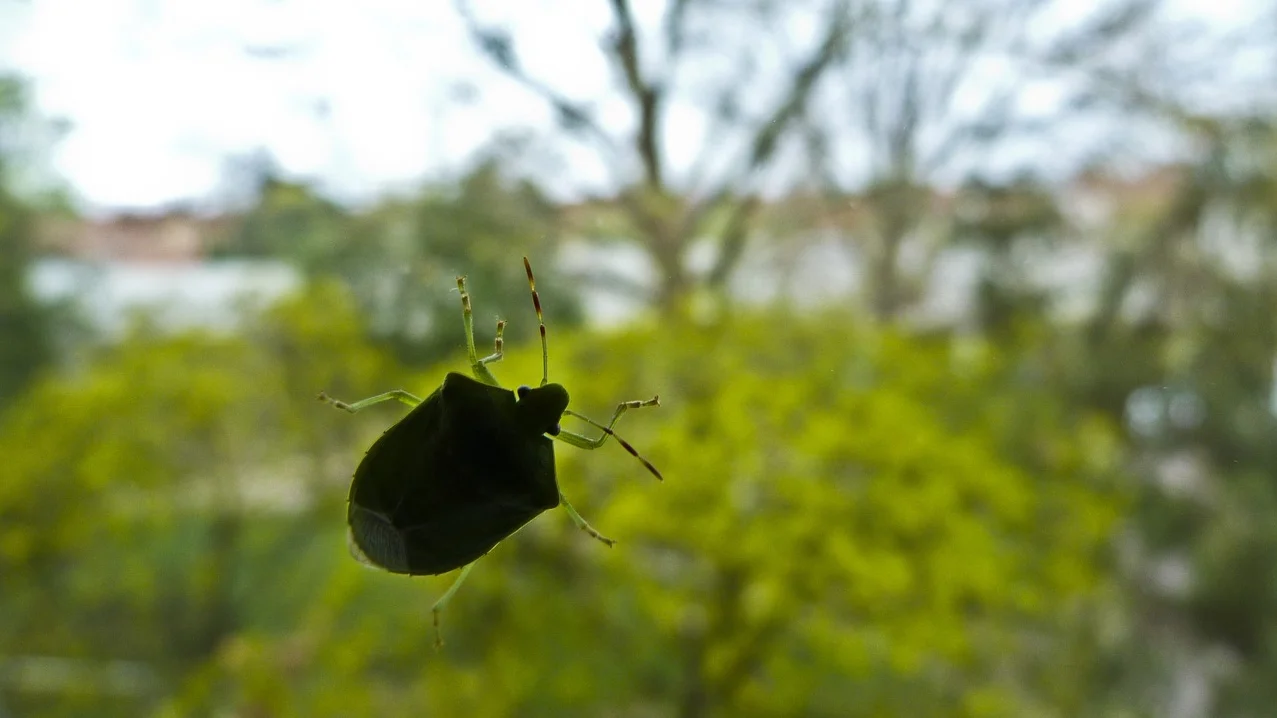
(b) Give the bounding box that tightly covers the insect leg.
[477,319,506,367]
[431,561,477,649]
[554,399,664,481]
[558,491,615,547]
[457,275,501,386]
[317,390,422,412]
[562,397,660,448]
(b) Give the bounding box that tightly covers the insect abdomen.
[347,505,410,573]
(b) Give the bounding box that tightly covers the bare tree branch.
[742,2,849,175]
[453,0,621,163]
[454,0,684,257]
[681,0,852,277]
[705,195,761,289]
[663,0,694,59]
[606,0,664,188]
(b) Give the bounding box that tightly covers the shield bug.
[318,257,662,647]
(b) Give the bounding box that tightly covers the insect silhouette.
[319,257,662,647]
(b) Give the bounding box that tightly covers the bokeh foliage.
[216,158,582,367]
[0,75,55,408]
[1,283,1127,717]
[2,2,1273,715]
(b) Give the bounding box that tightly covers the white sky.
[0,0,642,210]
[0,0,1268,212]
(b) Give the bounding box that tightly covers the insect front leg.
[562,397,661,449]
[431,561,477,649]
[477,319,506,367]
[318,390,422,412]
[456,275,501,387]
[557,397,664,481]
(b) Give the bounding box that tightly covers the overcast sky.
[0,0,1267,213]
[1,0,646,210]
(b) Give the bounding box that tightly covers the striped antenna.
[563,409,664,481]
[524,256,549,387]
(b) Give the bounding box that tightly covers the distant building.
[24,167,1189,333]
[30,207,297,334]
[37,208,235,263]
[30,258,302,336]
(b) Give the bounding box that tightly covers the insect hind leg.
[431,561,477,649]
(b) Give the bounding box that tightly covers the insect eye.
[517,385,530,399]
[548,423,561,436]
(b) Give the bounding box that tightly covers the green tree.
[219,157,583,367]
[157,311,1128,717]
[0,74,55,408]
[1082,117,1277,716]
[0,281,396,717]
[336,157,582,366]
[215,173,348,263]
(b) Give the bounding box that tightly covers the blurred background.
[1,0,1276,715]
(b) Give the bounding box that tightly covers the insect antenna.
[523,256,549,387]
[563,409,664,481]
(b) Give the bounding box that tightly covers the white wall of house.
[29,258,302,336]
